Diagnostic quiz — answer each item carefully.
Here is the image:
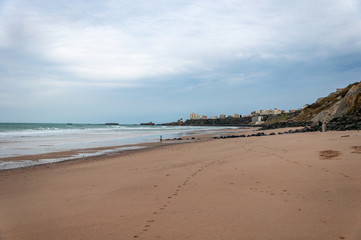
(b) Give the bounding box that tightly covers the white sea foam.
[0,123,240,169]
[0,146,146,170]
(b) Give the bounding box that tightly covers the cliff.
[262,81,361,131]
[292,82,361,123]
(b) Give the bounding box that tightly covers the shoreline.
[0,127,251,171]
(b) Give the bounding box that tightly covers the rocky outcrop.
[293,82,361,123]
[184,116,252,126]
[260,121,311,130]
[334,83,361,118]
[105,123,119,125]
[140,122,155,126]
[260,81,361,131]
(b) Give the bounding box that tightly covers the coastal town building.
[289,109,300,113]
[177,118,183,124]
[251,111,260,116]
[190,112,201,120]
[273,108,282,115]
[260,109,273,115]
[189,108,297,121]
[251,116,263,124]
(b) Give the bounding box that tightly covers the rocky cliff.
[262,81,361,131]
[292,81,361,123]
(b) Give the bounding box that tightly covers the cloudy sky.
[1,0,361,123]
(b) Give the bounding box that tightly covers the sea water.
[0,123,236,170]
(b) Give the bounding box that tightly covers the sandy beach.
[1,128,361,240]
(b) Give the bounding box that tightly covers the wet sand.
[1,129,361,240]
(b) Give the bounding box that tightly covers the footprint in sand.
[351,146,361,154]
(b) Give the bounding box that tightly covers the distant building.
[234,113,240,118]
[210,116,218,119]
[252,116,263,124]
[273,108,282,115]
[251,111,260,116]
[177,118,183,124]
[190,112,201,120]
[219,114,226,119]
[201,115,207,119]
[260,109,273,115]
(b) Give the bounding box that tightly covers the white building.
[252,116,263,123]
[260,109,273,115]
[190,112,201,120]
[273,108,282,115]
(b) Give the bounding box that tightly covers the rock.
[334,82,361,118]
[140,122,155,126]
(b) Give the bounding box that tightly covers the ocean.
[0,123,236,170]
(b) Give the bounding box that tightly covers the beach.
[0,128,361,240]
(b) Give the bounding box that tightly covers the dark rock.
[140,122,155,126]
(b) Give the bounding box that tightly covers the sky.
[1,0,361,124]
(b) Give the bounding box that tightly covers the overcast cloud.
[1,0,361,123]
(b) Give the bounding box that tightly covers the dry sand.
[0,129,361,240]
